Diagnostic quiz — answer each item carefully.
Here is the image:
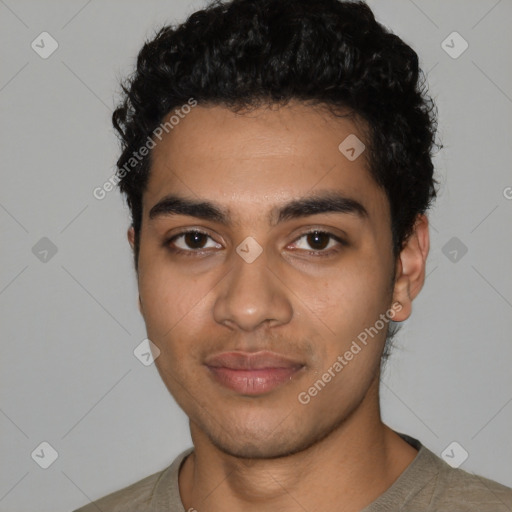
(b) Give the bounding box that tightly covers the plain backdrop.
[1,1,511,511]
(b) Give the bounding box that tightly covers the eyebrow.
[148,191,368,226]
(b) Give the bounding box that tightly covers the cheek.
[137,262,218,391]
[298,257,393,397]
[296,270,389,413]
[138,257,212,340]
[307,257,392,337]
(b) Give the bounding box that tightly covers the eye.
[289,230,345,255]
[166,230,222,254]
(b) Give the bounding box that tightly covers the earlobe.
[127,226,135,250]
[391,214,430,322]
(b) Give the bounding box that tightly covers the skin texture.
[128,101,430,511]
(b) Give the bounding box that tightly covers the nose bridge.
[213,245,292,331]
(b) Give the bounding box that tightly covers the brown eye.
[306,231,331,250]
[167,230,222,253]
[289,229,345,256]
[183,231,208,249]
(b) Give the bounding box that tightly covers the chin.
[202,418,329,460]
[210,436,304,460]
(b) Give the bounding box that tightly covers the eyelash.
[164,229,347,258]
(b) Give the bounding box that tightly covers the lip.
[204,351,304,395]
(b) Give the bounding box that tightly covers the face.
[130,102,419,459]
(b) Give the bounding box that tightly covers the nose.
[213,247,293,332]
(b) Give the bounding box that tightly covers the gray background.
[1,0,511,511]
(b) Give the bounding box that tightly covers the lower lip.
[206,366,303,395]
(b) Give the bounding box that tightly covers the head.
[113,0,437,458]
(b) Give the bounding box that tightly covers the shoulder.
[368,434,512,512]
[72,469,164,512]
[431,455,512,511]
[72,448,193,512]
[409,445,512,511]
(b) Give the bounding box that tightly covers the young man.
[75,0,512,510]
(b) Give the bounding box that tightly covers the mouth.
[204,350,305,395]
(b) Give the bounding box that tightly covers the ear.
[391,214,430,322]
[127,226,135,250]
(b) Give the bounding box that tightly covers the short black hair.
[113,0,439,270]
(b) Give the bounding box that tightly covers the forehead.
[144,102,388,222]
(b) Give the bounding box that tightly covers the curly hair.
[112,0,438,269]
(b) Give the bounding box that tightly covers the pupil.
[307,231,329,250]
[185,232,206,248]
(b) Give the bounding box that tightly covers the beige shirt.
[73,435,512,511]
